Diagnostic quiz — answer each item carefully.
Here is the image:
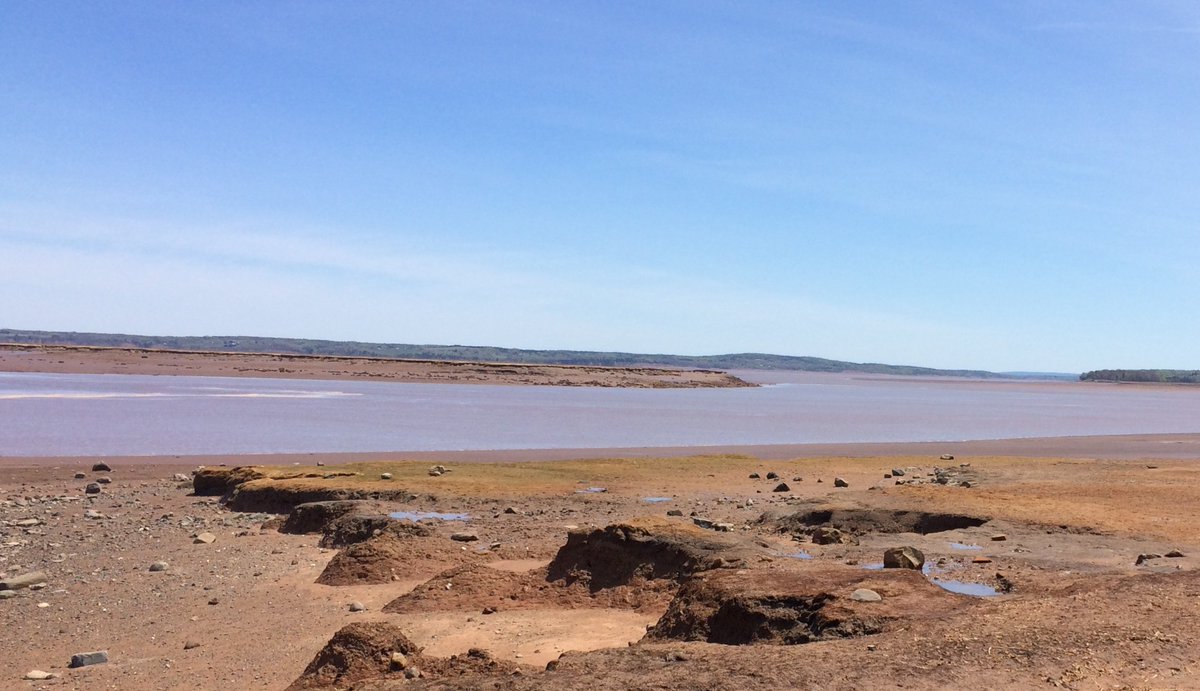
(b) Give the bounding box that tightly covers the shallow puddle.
[858,562,999,596]
[642,496,672,503]
[389,511,470,522]
[576,487,608,494]
[949,542,983,551]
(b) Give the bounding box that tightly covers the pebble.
[380,473,393,480]
[85,509,104,519]
[95,477,112,485]
[833,477,849,488]
[450,532,479,542]
[184,640,201,650]
[91,462,112,472]
[73,472,86,479]
[193,532,217,544]
[990,534,1007,542]
[850,588,882,602]
[85,483,102,494]
[390,652,409,669]
[349,601,367,612]
[25,670,56,680]
[0,591,17,600]
[149,561,169,572]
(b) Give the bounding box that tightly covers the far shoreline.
[4,432,1199,469]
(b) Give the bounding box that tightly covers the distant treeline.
[1,328,1011,378]
[1080,369,1200,384]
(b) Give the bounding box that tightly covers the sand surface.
[2,436,1199,689]
[0,344,750,388]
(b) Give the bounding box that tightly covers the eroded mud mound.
[776,507,988,536]
[645,566,962,645]
[318,526,459,586]
[546,518,759,591]
[192,466,269,496]
[286,622,424,690]
[319,515,425,549]
[288,623,531,690]
[225,479,415,514]
[282,500,374,535]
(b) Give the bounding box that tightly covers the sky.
[2,1,1199,373]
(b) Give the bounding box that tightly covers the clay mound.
[319,515,428,549]
[546,518,759,591]
[318,527,466,586]
[351,648,529,690]
[645,566,964,645]
[192,466,268,496]
[226,479,415,514]
[775,507,988,536]
[286,622,424,690]
[282,500,373,535]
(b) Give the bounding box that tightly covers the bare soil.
[2,444,1200,690]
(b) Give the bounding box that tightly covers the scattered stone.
[748,473,760,479]
[772,482,790,492]
[14,518,40,527]
[481,606,497,615]
[692,518,715,530]
[883,546,925,570]
[666,509,684,516]
[1135,553,1162,566]
[349,601,367,612]
[0,591,17,600]
[208,598,219,605]
[91,462,112,472]
[939,454,955,461]
[450,532,479,542]
[0,571,47,591]
[380,472,393,480]
[428,465,447,477]
[149,561,169,572]
[891,468,905,477]
[173,473,191,482]
[404,667,422,680]
[833,477,849,488]
[1166,550,1185,558]
[503,507,518,514]
[990,534,1007,542]
[850,588,882,602]
[73,472,86,479]
[69,651,109,668]
[390,651,409,669]
[193,532,217,544]
[183,640,201,650]
[765,472,779,480]
[713,522,735,532]
[85,483,101,494]
[972,557,992,564]
[95,476,112,485]
[959,481,973,488]
[25,670,56,680]
[84,509,103,519]
[792,476,803,482]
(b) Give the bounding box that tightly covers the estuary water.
[2,370,1199,456]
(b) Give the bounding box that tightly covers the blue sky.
[2,1,1198,372]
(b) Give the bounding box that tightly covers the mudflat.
[0,344,751,388]
[2,438,1198,689]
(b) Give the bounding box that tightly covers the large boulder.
[883,546,925,570]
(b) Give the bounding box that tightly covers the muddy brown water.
[4,370,1200,456]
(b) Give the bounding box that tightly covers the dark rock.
[1166,550,1185,558]
[666,509,684,517]
[69,651,109,668]
[280,501,370,535]
[883,546,925,570]
[891,468,905,477]
[833,478,849,488]
[766,472,779,480]
[1135,553,1162,565]
[91,462,112,472]
[149,561,169,572]
[85,483,102,494]
[73,472,86,479]
[772,483,791,492]
[748,473,760,479]
[95,476,112,485]
[939,454,955,461]
[451,532,479,542]
[184,640,201,650]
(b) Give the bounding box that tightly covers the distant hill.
[1080,369,1200,384]
[1,328,1014,378]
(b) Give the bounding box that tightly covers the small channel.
[389,511,470,522]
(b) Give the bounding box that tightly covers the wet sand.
[7,432,1200,469]
[0,343,750,388]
